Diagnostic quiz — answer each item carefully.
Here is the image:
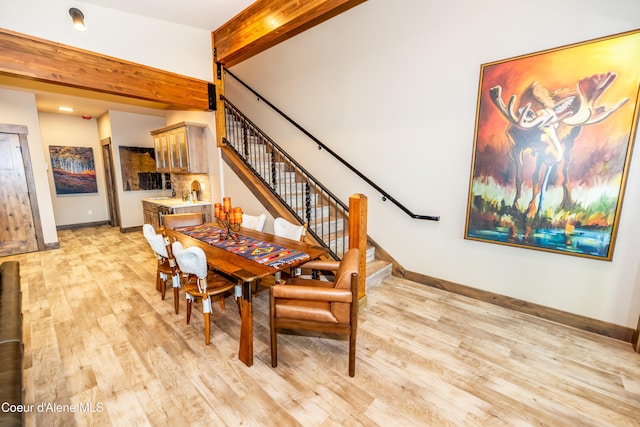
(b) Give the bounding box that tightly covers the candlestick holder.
[217,217,240,241]
[214,198,243,241]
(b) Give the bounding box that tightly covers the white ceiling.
[0,0,255,118]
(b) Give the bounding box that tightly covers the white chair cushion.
[143,223,168,258]
[171,241,208,279]
[274,217,305,241]
[242,213,267,231]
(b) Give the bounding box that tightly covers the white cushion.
[274,217,305,241]
[242,213,267,231]
[143,223,168,258]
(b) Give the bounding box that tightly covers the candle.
[232,207,242,225]
[214,203,221,219]
[223,197,231,213]
[219,210,227,221]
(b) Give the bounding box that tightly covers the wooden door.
[0,126,40,255]
[101,138,120,227]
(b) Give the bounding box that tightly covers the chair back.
[274,217,306,241]
[143,223,169,258]
[242,213,267,231]
[162,213,204,229]
[172,241,208,292]
[171,242,207,278]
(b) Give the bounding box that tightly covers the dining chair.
[273,217,307,241]
[254,217,307,294]
[171,241,237,345]
[162,212,204,229]
[241,212,267,231]
[269,248,360,376]
[142,224,181,314]
[272,217,308,283]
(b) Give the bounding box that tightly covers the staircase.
[224,100,349,258]
[222,98,392,290]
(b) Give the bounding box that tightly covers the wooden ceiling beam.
[213,0,366,67]
[0,28,210,111]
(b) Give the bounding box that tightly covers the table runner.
[175,224,310,268]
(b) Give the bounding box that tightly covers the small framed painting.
[49,145,98,194]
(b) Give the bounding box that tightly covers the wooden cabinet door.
[168,127,188,172]
[153,133,170,172]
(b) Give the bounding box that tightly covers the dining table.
[164,222,327,367]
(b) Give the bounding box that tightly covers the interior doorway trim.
[0,123,46,252]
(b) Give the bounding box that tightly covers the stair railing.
[224,69,440,222]
[223,97,347,260]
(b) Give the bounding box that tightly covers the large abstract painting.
[465,30,640,260]
[49,145,97,194]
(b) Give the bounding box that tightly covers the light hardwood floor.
[3,225,640,426]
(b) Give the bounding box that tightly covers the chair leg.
[348,331,356,377]
[186,299,192,324]
[173,287,179,314]
[158,272,166,300]
[270,290,277,367]
[156,264,163,292]
[204,312,211,345]
[219,295,225,310]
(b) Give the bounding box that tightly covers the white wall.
[225,0,640,327]
[0,0,213,81]
[0,89,57,245]
[0,1,217,234]
[39,113,109,226]
[105,111,167,228]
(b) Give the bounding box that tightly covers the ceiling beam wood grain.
[213,0,366,67]
[0,28,210,111]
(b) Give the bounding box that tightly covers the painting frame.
[49,145,98,195]
[464,29,640,261]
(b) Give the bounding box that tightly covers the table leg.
[238,280,253,366]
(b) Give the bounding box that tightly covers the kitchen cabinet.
[142,201,161,230]
[151,122,208,173]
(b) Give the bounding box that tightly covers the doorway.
[0,124,45,256]
[101,137,120,227]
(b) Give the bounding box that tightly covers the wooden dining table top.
[164,224,328,282]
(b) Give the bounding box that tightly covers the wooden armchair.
[269,248,360,376]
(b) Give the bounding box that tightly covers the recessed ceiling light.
[58,106,74,112]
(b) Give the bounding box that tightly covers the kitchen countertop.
[142,197,212,208]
